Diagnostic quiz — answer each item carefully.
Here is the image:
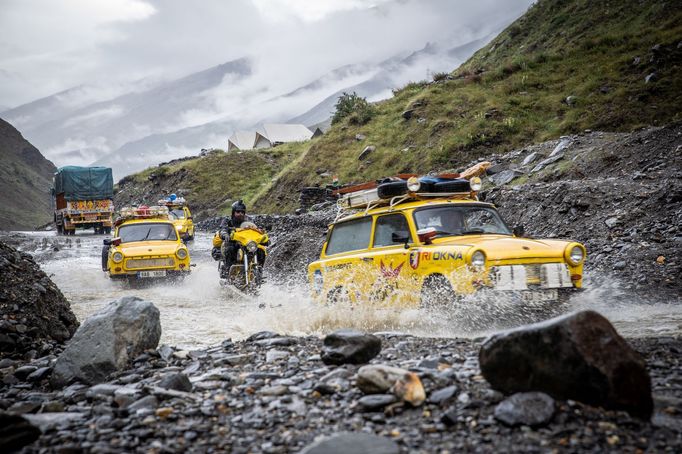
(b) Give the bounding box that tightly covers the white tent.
[227,131,257,151]
[228,123,314,151]
[259,123,314,146]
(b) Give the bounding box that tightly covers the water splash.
[9,230,681,349]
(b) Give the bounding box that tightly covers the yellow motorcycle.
[213,222,269,293]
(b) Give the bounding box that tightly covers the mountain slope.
[0,119,56,230]
[1,59,252,174]
[253,0,682,212]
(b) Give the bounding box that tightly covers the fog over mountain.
[0,0,533,180]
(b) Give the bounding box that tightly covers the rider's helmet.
[231,200,247,223]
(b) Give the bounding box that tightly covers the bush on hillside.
[332,92,376,125]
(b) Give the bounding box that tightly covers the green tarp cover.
[54,166,113,201]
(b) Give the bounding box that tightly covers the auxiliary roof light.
[407,176,421,192]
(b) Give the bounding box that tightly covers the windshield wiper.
[461,228,485,235]
[141,228,153,241]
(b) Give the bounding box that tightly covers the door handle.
[362,258,373,262]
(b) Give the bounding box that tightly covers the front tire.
[420,274,456,311]
[326,286,351,306]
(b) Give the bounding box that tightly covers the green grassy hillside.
[115,142,308,218]
[119,0,681,216]
[253,0,682,212]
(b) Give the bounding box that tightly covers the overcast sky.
[0,0,533,110]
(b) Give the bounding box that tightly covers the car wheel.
[101,246,109,271]
[326,286,351,306]
[420,274,456,311]
[377,181,408,199]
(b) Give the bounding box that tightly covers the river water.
[8,231,682,349]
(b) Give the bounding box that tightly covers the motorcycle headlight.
[246,241,258,253]
[176,247,188,260]
[175,225,183,230]
[470,177,482,192]
[112,252,124,263]
[470,250,486,268]
[567,245,585,265]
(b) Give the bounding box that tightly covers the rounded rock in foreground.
[320,329,381,366]
[494,392,555,427]
[300,432,399,454]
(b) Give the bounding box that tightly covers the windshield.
[169,209,185,220]
[117,223,178,243]
[413,205,511,237]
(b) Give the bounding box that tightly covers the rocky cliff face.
[0,240,78,356]
[0,119,56,230]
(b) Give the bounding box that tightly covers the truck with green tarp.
[52,166,114,235]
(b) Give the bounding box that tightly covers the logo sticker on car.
[379,261,404,279]
[420,251,463,261]
[409,251,420,269]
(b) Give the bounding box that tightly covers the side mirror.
[103,239,111,246]
[417,227,437,245]
[513,225,525,237]
[391,231,410,244]
[188,216,193,220]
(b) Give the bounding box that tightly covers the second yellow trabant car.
[103,206,192,281]
[161,196,195,241]
[308,175,586,309]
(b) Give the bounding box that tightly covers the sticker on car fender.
[420,251,463,261]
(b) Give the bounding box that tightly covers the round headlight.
[470,177,482,191]
[569,246,584,265]
[112,252,124,263]
[471,250,486,267]
[407,176,421,192]
[176,248,188,260]
[246,241,258,253]
[175,225,183,230]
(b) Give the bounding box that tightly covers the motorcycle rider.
[212,200,267,278]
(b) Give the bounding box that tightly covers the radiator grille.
[491,263,573,290]
[126,258,175,269]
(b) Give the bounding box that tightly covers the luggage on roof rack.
[334,163,489,211]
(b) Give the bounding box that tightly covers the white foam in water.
[19,231,682,348]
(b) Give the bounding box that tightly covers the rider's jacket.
[212,216,247,260]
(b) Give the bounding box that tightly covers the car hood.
[431,235,571,261]
[118,241,180,257]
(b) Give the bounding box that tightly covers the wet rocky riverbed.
[1,325,681,453]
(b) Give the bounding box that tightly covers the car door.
[320,216,373,302]
[366,213,419,305]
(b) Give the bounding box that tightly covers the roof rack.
[116,205,170,225]
[331,162,490,221]
[158,196,186,207]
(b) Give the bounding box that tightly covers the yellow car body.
[168,205,195,241]
[105,217,191,280]
[308,198,586,307]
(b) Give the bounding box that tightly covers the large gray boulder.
[52,297,161,387]
[300,432,399,454]
[320,329,381,365]
[479,310,653,419]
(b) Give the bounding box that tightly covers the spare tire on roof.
[433,179,471,193]
[377,181,408,199]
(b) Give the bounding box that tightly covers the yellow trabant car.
[308,177,586,309]
[163,197,195,241]
[103,206,191,281]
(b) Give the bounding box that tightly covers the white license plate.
[137,270,167,278]
[521,289,558,303]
